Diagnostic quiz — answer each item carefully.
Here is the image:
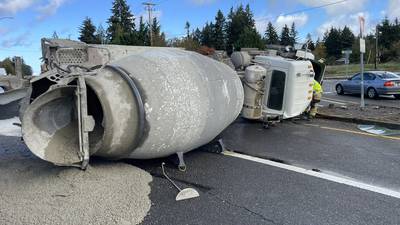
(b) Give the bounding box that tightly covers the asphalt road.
[322,80,400,108]
[1,116,400,224]
[130,118,400,225]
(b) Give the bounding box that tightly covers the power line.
[257,0,348,21]
[282,0,348,17]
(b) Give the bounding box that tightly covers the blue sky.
[0,0,398,74]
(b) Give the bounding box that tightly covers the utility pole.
[143,2,156,46]
[359,16,366,109]
[375,25,381,70]
[14,56,23,79]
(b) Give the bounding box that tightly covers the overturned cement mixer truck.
[20,39,244,169]
[230,48,325,127]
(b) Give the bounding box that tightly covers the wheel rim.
[336,85,342,93]
[368,89,375,98]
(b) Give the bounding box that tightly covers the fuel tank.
[22,46,244,167]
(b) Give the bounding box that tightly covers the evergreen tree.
[304,33,315,51]
[137,16,149,46]
[193,28,202,44]
[324,27,342,59]
[52,31,59,39]
[185,21,191,38]
[280,24,291,46]
[107,0,135,45]
[201,22,214,47]
[151,17,166,46]
[264,22,279,45]
[213,10,226,50]
[340,26,355,50]
[96,24,107,44]
[79,17,98,44]
[289,22,297,46]
[226,4,263,52]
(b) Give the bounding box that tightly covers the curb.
[317,112,400,129]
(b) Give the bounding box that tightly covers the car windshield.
[376,72,400,79]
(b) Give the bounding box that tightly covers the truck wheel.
[336,84,344,95]
[394,94,400,100]
[367,88,378,99]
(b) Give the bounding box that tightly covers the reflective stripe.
[313,80,323,93]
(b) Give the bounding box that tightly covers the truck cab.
[240,54,316,123]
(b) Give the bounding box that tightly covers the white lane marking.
[321,99,347,105]
[222,151,400,199]
[323,92,333,94]
[322,97,359,105]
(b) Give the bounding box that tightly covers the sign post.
[359,16,366,109]
[342,50,352,78]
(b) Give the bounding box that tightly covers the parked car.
[336,71,400,99]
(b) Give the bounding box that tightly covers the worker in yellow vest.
[309,80,323,118]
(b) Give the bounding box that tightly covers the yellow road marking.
[304,124,400,141]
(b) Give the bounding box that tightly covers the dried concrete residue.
[0,141,153,225]
[0,117,21,137]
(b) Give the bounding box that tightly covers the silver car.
[336,71,400,99]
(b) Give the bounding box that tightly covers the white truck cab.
[241,55,315,122]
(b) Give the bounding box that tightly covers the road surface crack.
[211,193,280,225]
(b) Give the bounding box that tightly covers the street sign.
[360,38,366,53]
[342,50,352,65]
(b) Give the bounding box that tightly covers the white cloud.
[0,0,35,15]
[255,13,308,34]
[317,12,372,37]
[189,0,216,5]
[36,0,67,20]
[296,0,367,15]
[276,13,308,31]
[1,31,32,47]
[387,0,400,20]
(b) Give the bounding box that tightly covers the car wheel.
[336,84,344,95]
[367,88,378,99]
[394,94,400,100]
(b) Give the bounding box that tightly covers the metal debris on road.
[358,125,400,136]
[161,162,200,201]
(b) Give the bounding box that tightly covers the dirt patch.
[319,104,400,125]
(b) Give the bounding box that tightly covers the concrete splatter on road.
[0,136,153,225]
[0,117,21,137]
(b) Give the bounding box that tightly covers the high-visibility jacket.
[313,80,323,93]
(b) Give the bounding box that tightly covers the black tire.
[336,84,344,95]
[394,94,400,100]
[367,87,378,99]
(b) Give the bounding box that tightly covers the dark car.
[336,71,400,99]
